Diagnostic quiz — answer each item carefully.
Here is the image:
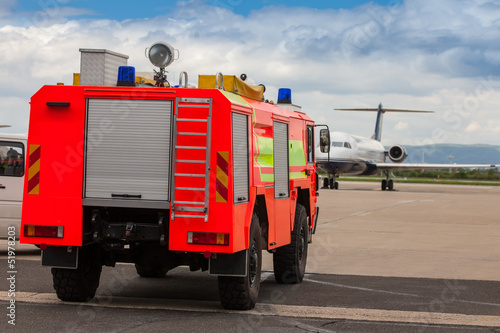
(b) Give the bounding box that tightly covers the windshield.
[0,141,24,177]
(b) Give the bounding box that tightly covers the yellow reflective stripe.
[216,151,229,203]
[216,192,227,203]
[28,159,40,181]
[289,139,306,167]
[220,90,252,108]
[260,174,274,182]
[216,165,228,187]
[29,184,40,195]
[28,144,41,195]
[290,172,307,180]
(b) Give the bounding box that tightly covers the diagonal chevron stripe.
[216,151,229,203]
[28,144,41,195]
[28,159,40,181]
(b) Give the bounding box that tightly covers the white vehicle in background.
[0,133,27,239]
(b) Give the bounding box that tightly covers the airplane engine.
[388,145,407,163]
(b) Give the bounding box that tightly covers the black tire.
[334,181,339,190]
[329,178,334,189]
[273,204,308,284]
[323,177,329,189]
[51,245,102,302]
[388,180,394,191]
[134,264,167,278]
[381,179,387,191]
[218,214,262,310]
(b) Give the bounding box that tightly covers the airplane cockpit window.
[0,141,24,177]
[344,142,352,149]
[332,142,343,147]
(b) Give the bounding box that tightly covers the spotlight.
[146,42,177,68]
[145,42,178,87]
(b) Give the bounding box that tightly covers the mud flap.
[209,249,247,277]
[42,246,78,269]
[309,206,319,243]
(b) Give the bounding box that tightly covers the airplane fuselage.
[316,132,385,176]
[316,104,496,191]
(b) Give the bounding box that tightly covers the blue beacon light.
[117,66,136,86]
[278,88,292,104]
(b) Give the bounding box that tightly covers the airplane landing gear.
[322,175,339,190]
[381,171,394,191]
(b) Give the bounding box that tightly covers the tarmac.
[264,181,500,281]
[5,180,500,281]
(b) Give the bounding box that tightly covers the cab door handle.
[0,185,6,189]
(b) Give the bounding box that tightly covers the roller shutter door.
[273,121,289,199]
[85,99,173,201]
[232,113,249,203]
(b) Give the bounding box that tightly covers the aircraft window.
[344,142,352,149]
[332,142,343,147]
[0,141,24,177]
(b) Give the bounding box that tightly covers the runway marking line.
[1,291,499,328]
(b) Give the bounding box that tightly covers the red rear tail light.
[187,232,229,246]
[24,225,64,238]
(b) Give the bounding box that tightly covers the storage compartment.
[85,99,173,203]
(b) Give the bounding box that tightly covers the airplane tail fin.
[373,103,384,141]
[335,104,434,142]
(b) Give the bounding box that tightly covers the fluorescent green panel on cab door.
[254,135,274,182]
[289,140,307,179]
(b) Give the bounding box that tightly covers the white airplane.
[316,103,498,191]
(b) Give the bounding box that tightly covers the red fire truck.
[20,43,319,310]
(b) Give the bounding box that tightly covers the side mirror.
[319,129,330,153]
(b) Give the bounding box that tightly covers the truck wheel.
[51,245,102,302]
[218,214,262,310]
[134,264,167,278]
[273,204,308,284]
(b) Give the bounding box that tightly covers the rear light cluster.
[24,225,64,238]
[187,232,229,246]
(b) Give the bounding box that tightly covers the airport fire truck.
[20,43,319,309]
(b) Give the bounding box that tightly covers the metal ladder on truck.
[171,97,212,222]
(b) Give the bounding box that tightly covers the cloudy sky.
[1,0,499,146]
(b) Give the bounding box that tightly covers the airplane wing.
[335,108,434,113]
[375,163,497,172]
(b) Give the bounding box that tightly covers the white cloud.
[465,121,481,132]
[0,96,29,130]
[0,0,500,146]
[394,121,409,131]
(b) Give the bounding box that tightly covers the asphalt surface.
[1,181,500,332]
